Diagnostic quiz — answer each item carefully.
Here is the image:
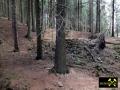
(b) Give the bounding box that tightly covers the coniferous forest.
[0,0,120,90]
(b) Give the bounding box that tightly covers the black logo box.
[99,77,118,88]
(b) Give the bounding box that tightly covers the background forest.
[0,0,120,36]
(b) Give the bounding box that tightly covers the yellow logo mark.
[108,78,117,87]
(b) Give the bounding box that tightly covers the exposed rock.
[57,81,63,87]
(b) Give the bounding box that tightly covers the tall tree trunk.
[31,0,36,32]
[0,0,3,17]
[4,0,6,17]
[54,0,69,74]
[49,0,52,28]
[1,0,3,16]
[20,0,23,23]
[7,0,10,20]
[116,13,119,37]
[96,0,100,33]
[35,0,43,60]
[23,0,27,24]
[5,0,8,17]
[2,0,5,17]
[112,0,115,37]
[80,0,82,31]
[116,24,118,37]
[88,0,93,33]
[78,0,82,31]
[11,0,19,52]
[78,0,80,31]
[49,0,55,28]
[25,0,32,39]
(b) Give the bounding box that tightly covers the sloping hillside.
[0,18,120,90]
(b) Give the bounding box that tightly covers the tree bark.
[78,0,80,31]
[7,0,10,20]
[78,0,83,31]
[25,0,32,39]
[112,0,115,37]
[49,0,55,28]
[96,0,100,33]
[54,0,69,74]
[11,0,19,52]
[88,0,93,33]
[31,0,36,32]
[80,0,82,31]
[20,0,23,23]
[35,0,43,60]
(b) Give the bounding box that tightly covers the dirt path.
[0,44,98,90]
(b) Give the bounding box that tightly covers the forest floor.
[0,18,120,90]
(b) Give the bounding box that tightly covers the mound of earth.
[42,38,120,77]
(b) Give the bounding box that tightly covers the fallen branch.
[84,45,97,62]
[106,42,120,45]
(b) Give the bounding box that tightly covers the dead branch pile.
[66,33,106,63]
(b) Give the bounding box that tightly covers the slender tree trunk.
[116,24,118,37]
[116,13,119,37]
[78,0,82,31]
[88,0,93,33]
[78,0,80,31]
[23,0,27,24]
[96,0,100,33]
[22,0,24,23]
[20,0,23,23]
[35,0,43,60]
[112,0,115,37]
[7,0,10,20]
[11,0,19,52]
[54,0,69,74]
[80,0,82,31]
[0,0,2,17]
[52,0,56,29]
[1,0,3,16]
[5,0,8,17]
[31,0,36,32]
[4,0,6,17]
[2,0,5,17]
[25,0,32,39]
[49,0,52,28]
[9,0,12,20]
[65,0,69,30]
